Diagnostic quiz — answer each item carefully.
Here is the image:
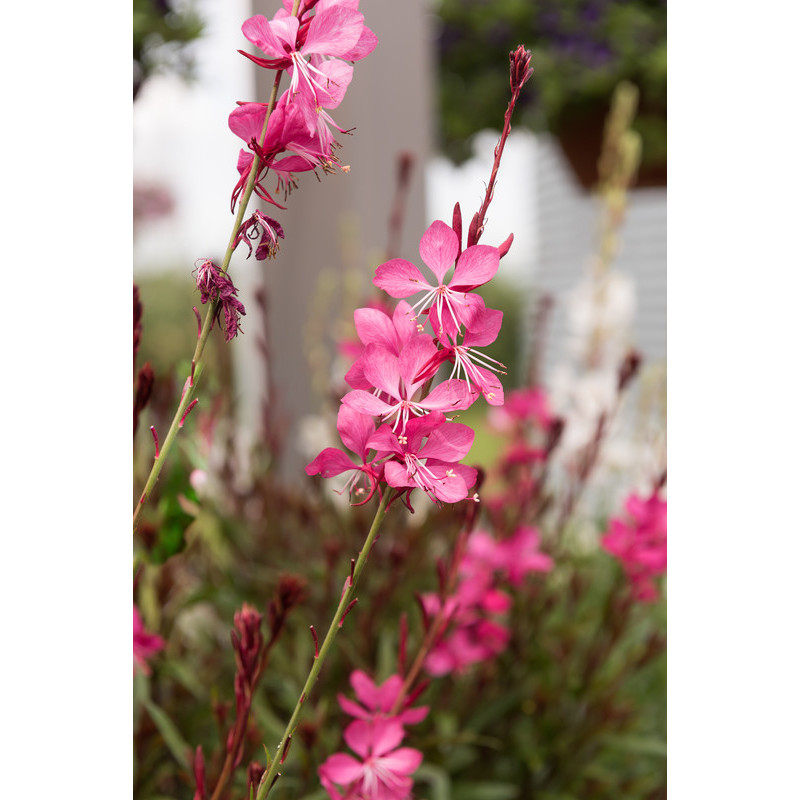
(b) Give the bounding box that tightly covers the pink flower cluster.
[133,605,165,676]
[421,527,553,676]
[307,218,509,509]
[602,491,667,602]
[319,670,428,800]
[230,0,377,211]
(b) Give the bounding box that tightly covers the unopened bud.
[510,45,533,93]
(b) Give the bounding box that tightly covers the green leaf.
[602,734,667,758]
[142,697,192,772]
[450,782,519,800]
[414,763,452,800]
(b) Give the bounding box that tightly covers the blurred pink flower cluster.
[319,670,428,800]
[307,218,509,509]
[602,491,667,602]
[133,605,164,676]
[421,528,553,676]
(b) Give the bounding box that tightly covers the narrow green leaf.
[142,697,192,772]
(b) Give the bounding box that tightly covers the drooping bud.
[193,258,246,342]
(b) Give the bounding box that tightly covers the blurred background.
[133,0,666,494]
[133,4,667,797]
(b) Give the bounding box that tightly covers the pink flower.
[133,606,164,675]
[240,5,375,132]
[419,304,506,406]
[338,670,429,726]
[602,491,667,602]
[342,336,476,433]
[420,591,510,677]
[306,405,384,505]
[488,386,553,432]
[319,719,422,800]
[373,220,499,341]
[366,412,478,505]
[343,301,418,391]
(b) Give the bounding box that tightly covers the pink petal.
[228,103,266,143]
[350,669,380,708]
[384,460,417,489]
[354,307,399,353]
[319,752,364,784]
[241,15,292,59]
[419,379,476,413]
[314,59,354,109]
[305,447,356,477]
[398,335,438,393]
[419,421,474,462]
[419,220,459,284]
[392,300,419,347]
[338,694,370,720]
[379,746,424,776]
[462,307,503,347]
[450,244,499,291]
[361,344,402,399]
[374,259,432,298]
[369,719,406,757]
[336,404,375,457]
[339,24,379,61]
[342,390,394,418]
[303,6,364,58]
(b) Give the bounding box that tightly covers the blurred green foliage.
[434,0,667,173]
[133,0,204,99]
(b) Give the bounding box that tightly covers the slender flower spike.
[318,718,423,800]
[193,259,246,342]
[373,220,500,342]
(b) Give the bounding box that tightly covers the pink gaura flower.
[418,304,506,405]
[240,5,375,132]
[228,95,342,210]
[306,405,384,505]
[342,335,477,433]
[419,591,510,677]
[373,220,499,341]
[338,670,429,726]
[343,300,418,390]
[319,719,422,800]
[366,412,477,505]
[602,491,667,602]
[488,386,554,432]
[133,605,164,675]
[462,527,553,588]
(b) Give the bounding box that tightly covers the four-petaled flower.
[319,719,423,800]
[373,219,499,342]
[366,412,477,505]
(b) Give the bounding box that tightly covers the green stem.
[133,30,293,534]
[255,490,394,799]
